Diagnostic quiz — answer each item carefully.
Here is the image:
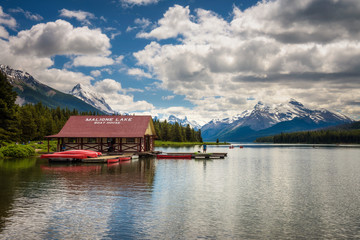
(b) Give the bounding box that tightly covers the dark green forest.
[255,125,360,144]
[153,119,202,143]
[0,71,202,145]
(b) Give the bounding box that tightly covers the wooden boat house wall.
[46,116,157,153]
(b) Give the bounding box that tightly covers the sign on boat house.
[46,115,157,153]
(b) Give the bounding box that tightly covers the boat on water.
[107,158,119,163]
[40,150,100,161]
[119,156,132,161]
[56,150,101,157]
[157,154,192,159]
[40,153,89,160]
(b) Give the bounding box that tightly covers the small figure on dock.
[202,144,207,153]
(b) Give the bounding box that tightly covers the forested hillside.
[255,122,360,144]
[153,119,202,143]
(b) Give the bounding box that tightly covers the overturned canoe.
[40,153,88,160]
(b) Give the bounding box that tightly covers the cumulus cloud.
[134,1,360,121]
[127,68,152,78]
[9,20,110,57]
[59,9,95,25]
[93,79,154,112]
[35,68,93,92]
[0,19,112,92]
[90,70,101,77]
[72,55,114,67]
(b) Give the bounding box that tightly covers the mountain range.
[0,64,105,114]
[1,64,354,141]
[201,99,353,142]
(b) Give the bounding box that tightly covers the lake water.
[1,144,360,239]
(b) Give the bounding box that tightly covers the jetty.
[162,152,227,159]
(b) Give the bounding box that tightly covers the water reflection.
[1,146,360,239]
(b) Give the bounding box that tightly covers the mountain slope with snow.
[167,115,202,130]
[201,99,353,141]
[0,64,106,113]
[70,83,114,114]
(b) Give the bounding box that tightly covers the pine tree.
[0,71,19,144]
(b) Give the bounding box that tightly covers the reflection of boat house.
[46,115,157,153]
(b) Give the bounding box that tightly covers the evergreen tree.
[0,71,19,144]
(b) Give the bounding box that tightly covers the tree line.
[153,119,202,142]
[0,71,203,145]
[255,129,360,144]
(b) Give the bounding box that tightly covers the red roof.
[47,115,154,138]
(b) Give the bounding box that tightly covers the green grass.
[155,141,229,147]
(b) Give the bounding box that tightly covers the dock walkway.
[82,153,134,163]
[166,152,227,159]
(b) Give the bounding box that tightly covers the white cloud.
[0,6,16,39]
[90,70,101,77]
[0,19,112,92]
[162,95,174,100]
[127,68,152,78]
[93,79,154,112]
[137,5,196,40]
[0,6,17,28]
[72,55,114,67]
[115,55,124,64]
[9,7,43,21]
[0,25,9,39]
[120,0,160,8]
[35,68,93,92]
[59,9,95,25]
[134,1,360,121]
[9,20,111,57]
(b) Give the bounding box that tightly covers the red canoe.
[119,156,132,161]
[40,153,88,159]
[157,154,192,159]
[107,158,119,163]
[56,150,101,158]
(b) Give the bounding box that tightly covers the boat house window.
[127,138,135,144]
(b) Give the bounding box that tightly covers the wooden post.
[120,138,122,152]
[100,138,103,152]
[47,138,50,153]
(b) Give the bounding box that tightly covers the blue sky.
[1,0,359,123]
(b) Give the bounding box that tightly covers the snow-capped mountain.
[0,64,103,113]
[166,115,202,130]
[201,99,353,141]
[70,83,114,114]
[154,115,201,131]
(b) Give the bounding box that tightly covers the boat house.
[46,115,157,153]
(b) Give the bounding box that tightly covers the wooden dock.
[166,152,227,159]
[82,153,135,163]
